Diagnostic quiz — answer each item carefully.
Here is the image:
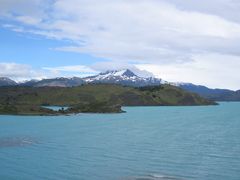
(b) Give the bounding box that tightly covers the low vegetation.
[0,84,216,115]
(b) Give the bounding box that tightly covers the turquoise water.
[0,102,240,180]
[42,106,69,111]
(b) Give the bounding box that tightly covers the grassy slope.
[0,84,216,115]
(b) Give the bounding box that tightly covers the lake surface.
[0,102,240,180]
[42,106,69,111]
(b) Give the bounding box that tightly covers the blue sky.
[0,25,101,67]
[1,0,240,90]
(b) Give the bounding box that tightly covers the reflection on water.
[42,106,69,111]
[122,174,184,180]
[0,136,38,148]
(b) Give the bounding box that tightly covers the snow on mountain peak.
[82,69,166,86]
[121,69,136,77]
[99,69,137,77]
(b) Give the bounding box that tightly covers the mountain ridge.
[82,69,165,87]
[0,77,18,86]
[0,69,239,101]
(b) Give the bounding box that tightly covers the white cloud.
[90,61,155,78]
[136,53,240,90]
[49,0,240,64]
[0,0,49,19]
[1,0,240,89]
[43,65,98,77]
[16,16,42,25]
[43,63,155,78]
[0,63,102,80]
[3,0,240,63]
[0,63,49,81]
[165,0,240,23]
[43,65,97,73]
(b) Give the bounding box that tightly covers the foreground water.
[0,102,239,180]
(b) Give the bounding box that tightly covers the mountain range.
[0,69,239,101]
[177,83,240,101]
[0,77,17,86]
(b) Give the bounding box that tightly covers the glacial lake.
[42,106,69,111]
[0,102,239,180]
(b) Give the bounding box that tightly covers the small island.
[0,84,217,115]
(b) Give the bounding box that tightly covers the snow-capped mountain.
[0,77,17,86]
[1,69,240,101]
[83,69,166,87]
[17,69,165,87]
[20,77,84,87]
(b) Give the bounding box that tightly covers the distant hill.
[0,84,216,115]
[20,77,84,87]
[178,83,240,101]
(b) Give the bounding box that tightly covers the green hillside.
[0,84,216,115]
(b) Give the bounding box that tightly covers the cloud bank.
[0,63,49,81]
[1,0,240,89]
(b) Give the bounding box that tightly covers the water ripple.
[0,136,38,148]
[122,174,185,180]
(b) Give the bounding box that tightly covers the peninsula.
[0,84,216,115]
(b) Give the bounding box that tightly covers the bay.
[0,102,239,180]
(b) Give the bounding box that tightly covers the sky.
[0,0,240,90]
